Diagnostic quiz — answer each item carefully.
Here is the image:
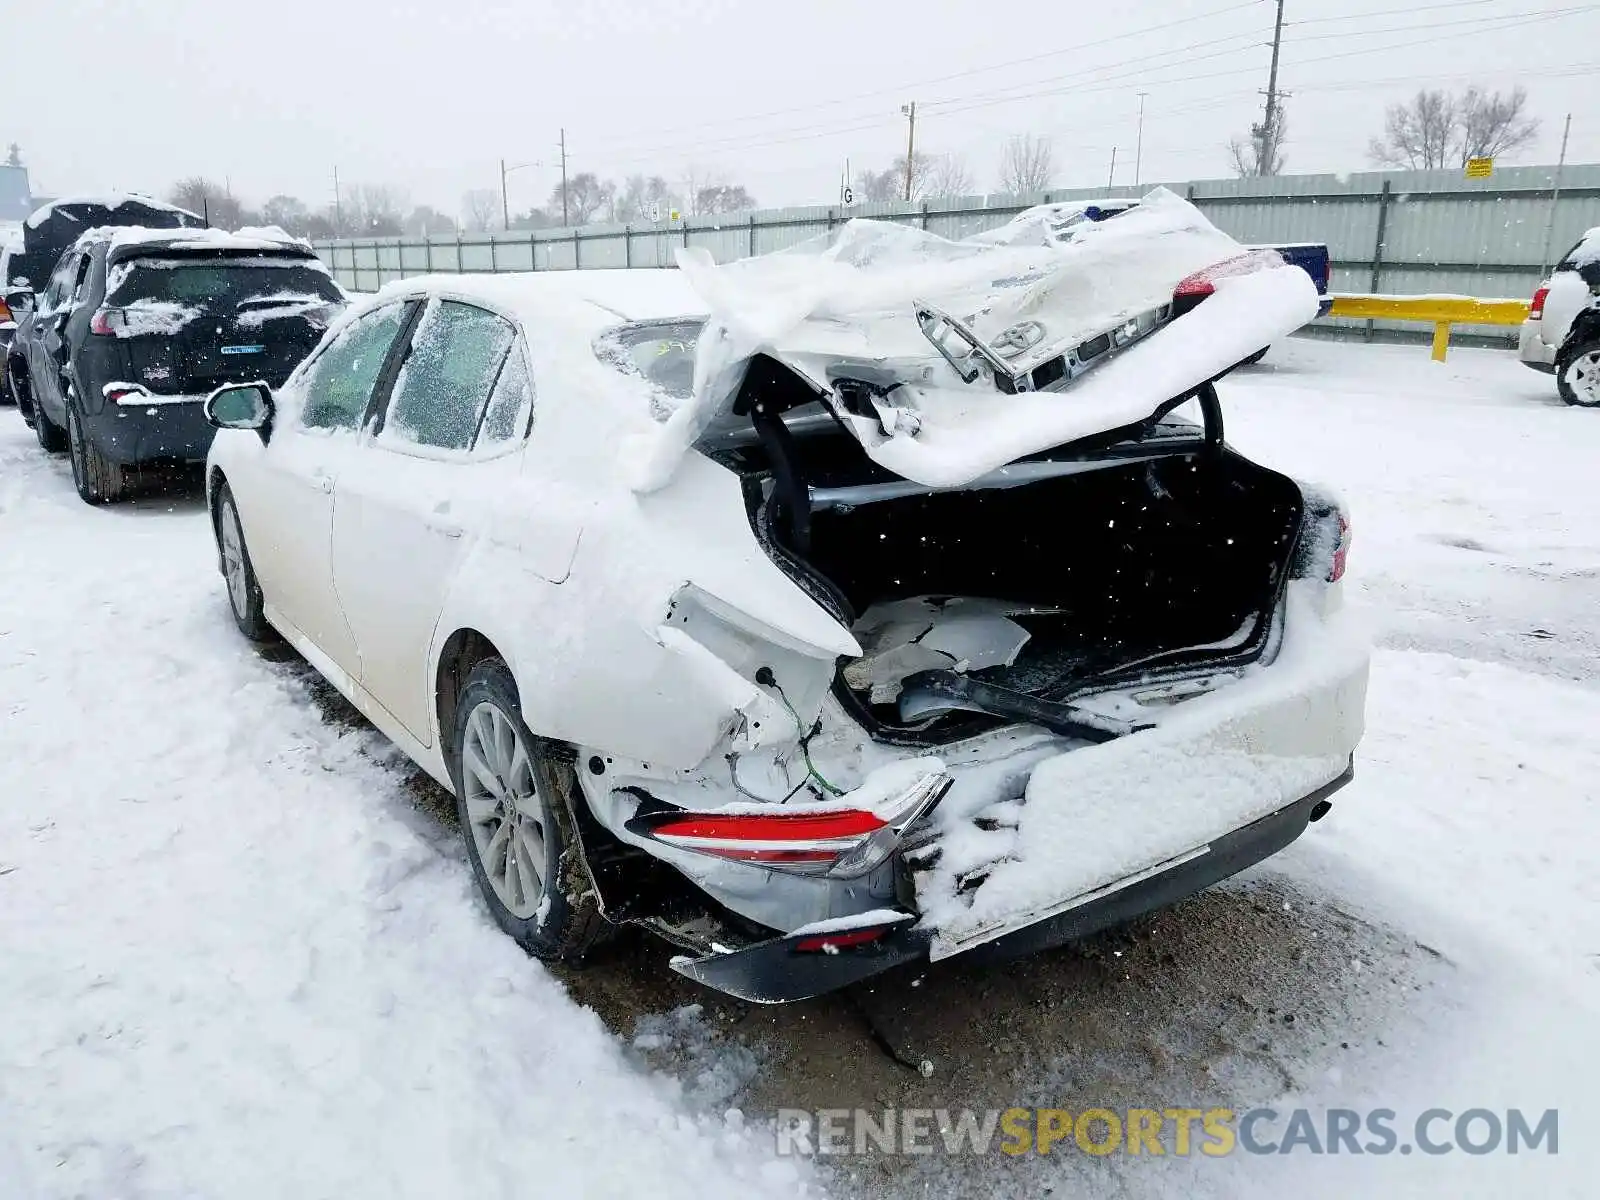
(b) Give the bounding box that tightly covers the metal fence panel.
[313,164,1600,344]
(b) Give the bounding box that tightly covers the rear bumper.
[670,764,1352,1003]
[1519,319,1558,373]
[85,397,215,465]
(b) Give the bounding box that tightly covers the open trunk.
[720,363,1305,746]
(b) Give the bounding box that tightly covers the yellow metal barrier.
[1328,294,1530,362]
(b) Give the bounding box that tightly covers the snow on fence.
[313,164,1600,341]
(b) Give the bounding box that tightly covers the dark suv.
[13,227,346,503]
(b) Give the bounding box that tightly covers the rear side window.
[295,304,408,431]
[476,338,535,448]
[379,300,516,453]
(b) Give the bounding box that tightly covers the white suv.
[1520,228,1600,384]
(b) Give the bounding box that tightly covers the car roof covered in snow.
[364,268,708,337]
[73,224,319,262]
[24,193,203,231]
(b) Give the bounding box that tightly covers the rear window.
[108,257,343,309]
[595,319,704,411]
[1556,230,1600,272]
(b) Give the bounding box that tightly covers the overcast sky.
[8,0,1597,219]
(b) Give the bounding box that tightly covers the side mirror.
[205,381,274,443]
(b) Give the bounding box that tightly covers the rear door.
[331,298,529,746]
[236,301,414,680]
[103,253,344,395]
[30,253,84,425]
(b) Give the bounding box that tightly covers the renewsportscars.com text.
[775,1106,1559,1158]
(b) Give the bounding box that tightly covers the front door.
[242,301,413,680]
[331,299,525,745]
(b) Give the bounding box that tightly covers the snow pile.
[24,193,201,230]
[234,291,344,329]
[0,425,812,1200]
[115,299,201,337]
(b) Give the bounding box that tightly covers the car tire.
[1555,338,1600,408]
[66,398,128,504]
[214,481,277,642]
[450,659,607,962]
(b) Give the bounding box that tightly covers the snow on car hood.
[630,188,1319,491]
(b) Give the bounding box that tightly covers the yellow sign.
[1465,157,1494,179]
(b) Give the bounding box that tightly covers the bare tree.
[355,184,406,235]
[855,166,904,204]
[1228,110,1288,178]
[461,189,499,232]
[922,154,973,199]
[260,195,310,236]
[404,205,457,236]
[168,177,249,229]
[548,172,613,225]
[1368,90,1459,169]
[616,174,684,222]
[998,134,1053,195]
[1459,86,1539,164]
[694,182,758,214]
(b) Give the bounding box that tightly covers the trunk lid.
[632,188,1320,492]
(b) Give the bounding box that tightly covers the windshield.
[108,257,343,309]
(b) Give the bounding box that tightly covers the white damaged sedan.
[203,189,1367,1001]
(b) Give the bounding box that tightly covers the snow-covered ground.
[2,337,1597,1198]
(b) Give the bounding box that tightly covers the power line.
[576,0,1265,152]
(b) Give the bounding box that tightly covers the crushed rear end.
[571,190,1366,1001]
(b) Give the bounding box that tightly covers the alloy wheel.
[1564,350,1600,407]
[220,499,249,619]
[461,700,548,919]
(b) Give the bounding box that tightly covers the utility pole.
[1107,146,1118,192]
[333,165,341,234]
[558,128,570,226]
[1259,0,1287,175]
[1539,113,1574,278]
[1135,93,1148,187]
[901,102,917,201]
[500,158,510,231]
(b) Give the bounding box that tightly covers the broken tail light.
[1530,284,1549,320]
[626,771,951,879]
[794,927,890,953]
[0,298,12,323]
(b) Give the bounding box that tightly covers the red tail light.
[0,299,12,323]
[1530,285,1549,320]
[627,772,951,879]
[1173,249,1288,304]
[1329,514,1351,583]
[90,308,126,336]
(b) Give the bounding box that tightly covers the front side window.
[294,303,408,432]
[379,300,516,453]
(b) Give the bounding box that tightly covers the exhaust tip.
[1309,800,1333,823]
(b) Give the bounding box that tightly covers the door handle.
[428,521,464,539]
[319,478,334,494]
